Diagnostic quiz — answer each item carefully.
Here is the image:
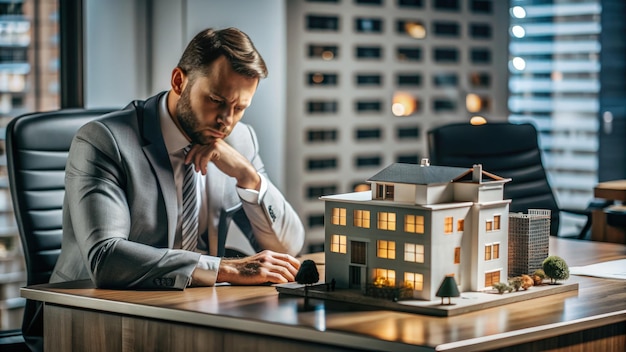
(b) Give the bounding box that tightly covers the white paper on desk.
[570,259,626,280]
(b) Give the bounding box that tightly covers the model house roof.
[366,162,509,186]
[367,163,469,185]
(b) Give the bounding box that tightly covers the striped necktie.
[181,145,198,251]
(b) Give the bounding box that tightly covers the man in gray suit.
[51,27,305,290]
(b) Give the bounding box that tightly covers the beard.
[175,87,227,145]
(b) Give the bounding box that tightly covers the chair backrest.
[5,108,111,286]
[427,122,560,236]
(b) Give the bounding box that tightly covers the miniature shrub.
[492,282,512,294]
[542,256,570,284]
[509,277,523,292]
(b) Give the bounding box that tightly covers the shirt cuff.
[236,173,267,204]
[189,255,220,287]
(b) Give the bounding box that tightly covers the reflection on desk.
[21,238,626,352]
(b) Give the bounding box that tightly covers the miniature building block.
[508,209,551,277]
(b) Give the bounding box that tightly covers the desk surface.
[22,237,626,352]
[595,179,626,201]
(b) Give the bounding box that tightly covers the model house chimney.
[472,164,482,182]
[420,158,430,166]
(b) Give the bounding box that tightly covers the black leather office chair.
[4,108,111,351]
[427,122,604,239]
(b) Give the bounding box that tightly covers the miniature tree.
[436,275,460,305]
[493,282,512,294]
[532,269,546,286]
[509,277,523,292]
[295,259,319,297]
[542,256,570,284]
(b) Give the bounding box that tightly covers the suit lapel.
[138,93,179,248]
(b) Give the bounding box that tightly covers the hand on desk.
[216,250,301,285]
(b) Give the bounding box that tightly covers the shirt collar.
[159,91,190,155]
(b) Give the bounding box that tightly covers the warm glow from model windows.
[457,219,464,232]
[377,212,396,231]
[486,220,493,231]
[312,73,324,84]
[466,93,482,112]
[404,243,424,263]
[392,92,417,116]
[484,244,492,260]
[485,270,500,287]
[354,209,371,228]
[470,115,487,125]
[454,247,461,264]
[373,268,396,286]
[377,240,396,259]
[331,207,346,225]
[404,21,426,39]
[405,272,423,291]
[444,217,453,233]
[494,215,501,230]
[330,234,346,253]
[493,243,500,259]
[321,50,334,60]
[405,214,424,234]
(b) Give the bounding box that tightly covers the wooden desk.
[592,180,626,243]
[22,238,626,352]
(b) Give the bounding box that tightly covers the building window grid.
[330,234,347,253]
[377,211,397,231]
[377,240,396,259]
[444,216,453,233]
[405,272,424,291]
[454,247,461,264]
[354,209,371,228]
[404,214,424,234]
[332,207,346,225]
[404,243,424,263]
[373,268,396,286]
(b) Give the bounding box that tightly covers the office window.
[307,72,338,86]
[433,21,460,37]
[454,247,461,264]
[331,207,347,225]
[354,209,371,228]
[377,240,396,259]
[307,15,339,31]
[307,100,338,114]
[433,73,458,87]
[396,19,426,37]
[308,214,325,228]
[404,243,424,263]
[356,100,382,113]
[457,219,464,232]
[397,0,423,8]
[355,17,383,33]
[494,215,501,230]
[470,48,491,64]
[433,0,459,11]
[396,47,421,61]
[444,216,453,234]
[330,234,347,253]
[396,154,419,164]
[373,268,396,286]
[307,129,338,143]
[356,74,382,86]
[307,157,337,171]
[405,272,423,291]
[469,72,490,88]
[397,126,419,139]
[307,185,337,199]
[356,128,382,140]
[405,214,424,233]
[470,0,492,14]
[356,0,383,5]
[485,270,500,287]
[377,212,396,231]
[433,99,456,112]
[356,155,382,168]
[356,46,382,59]
[484,244,492,260]
[470,23,491,39]
[433,48,459,63]
[308,44,339,60]
[397,73,421,86]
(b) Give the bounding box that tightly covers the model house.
[321,159,511,301]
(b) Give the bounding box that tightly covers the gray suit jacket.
[50,92,304,290]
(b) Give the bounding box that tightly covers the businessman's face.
[175,56,258,145]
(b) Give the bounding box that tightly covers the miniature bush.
[542,256,570,284]
[493,282,512,294]
[509,277,523,292]
[532,269,546,286]
[520,274,534,290]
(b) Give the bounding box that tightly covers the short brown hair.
[177,27,268,80]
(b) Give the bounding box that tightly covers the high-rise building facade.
[286,0,510,251]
